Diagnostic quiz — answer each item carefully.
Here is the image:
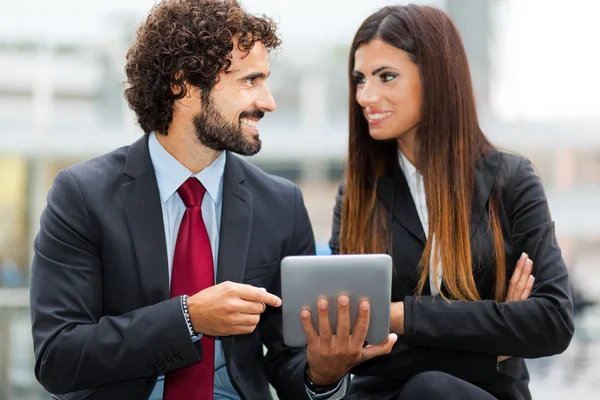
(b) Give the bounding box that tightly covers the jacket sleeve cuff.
[305,373,349,399]
[403,296,416,340]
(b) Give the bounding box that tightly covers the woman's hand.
[389,253,535,362]
[303,296,397,386]
[498,252,535,362]
[390,301,405,335]
[506,252,535,302]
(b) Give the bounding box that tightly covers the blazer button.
[165,358,173,367]
[173,355,183,365]
[147,364,156,373]
[157,361,166,370]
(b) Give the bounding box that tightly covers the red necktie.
[164,178,215,400]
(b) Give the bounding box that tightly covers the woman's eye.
[381,73,396,82]
[353,75,366,85]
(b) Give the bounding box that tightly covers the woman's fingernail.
[526,259,532,268]
[521,252,528,261]
[529,275,535,282]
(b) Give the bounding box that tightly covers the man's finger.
[238,285,282,307]
[520,275,535,300]
[336,295,351,338]
[237,299,267,315]
[317,298,333,341]
[300,309,318,346]
[361,333,397,361]
[350,300,370,347]
[234,313,261,326]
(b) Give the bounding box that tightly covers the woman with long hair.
[326,5,573,400]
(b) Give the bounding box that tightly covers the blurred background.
[1,0,599,398]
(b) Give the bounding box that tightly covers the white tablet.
[281,254,392,347]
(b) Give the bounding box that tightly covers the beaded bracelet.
[181,294,197,337]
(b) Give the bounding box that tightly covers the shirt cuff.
[180,296,202,342]
[305,373,349,400]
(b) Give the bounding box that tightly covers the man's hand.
[302,295,397,386]
[499,253,535,363]
[187,281,281,337]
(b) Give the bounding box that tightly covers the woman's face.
[353,38,422,142]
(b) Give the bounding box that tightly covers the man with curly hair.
[29,1,394,399]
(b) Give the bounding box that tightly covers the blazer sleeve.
[30,170,202,394]
[329,181,499,385]
[402,157,575,358]
[261,185,314,400]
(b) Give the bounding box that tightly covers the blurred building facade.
[0,0,599,398]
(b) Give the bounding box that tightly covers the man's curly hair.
[124,0,281,135]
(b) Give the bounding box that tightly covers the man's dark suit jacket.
[330,151,575,400]
[30,135,313,400]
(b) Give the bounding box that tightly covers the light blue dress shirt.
[147,132,237,400]
[147,132,347,400]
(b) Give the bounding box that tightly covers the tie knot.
[177,178,206,207]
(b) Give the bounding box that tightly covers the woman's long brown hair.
[341,5,506,302]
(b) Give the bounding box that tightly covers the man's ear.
[171,82,200,108]
[171,72,201,110]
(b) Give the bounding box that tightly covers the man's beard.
[193,98,264,156]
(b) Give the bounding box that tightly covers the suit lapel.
[217,153,253,361]
[470,150,502,239]
[376,167,426,244]
[216,152,253,284]
[376,150,502,243]
[121,135,170,305]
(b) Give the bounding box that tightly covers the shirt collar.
[148,132,226,207]
[397,148,420,182]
